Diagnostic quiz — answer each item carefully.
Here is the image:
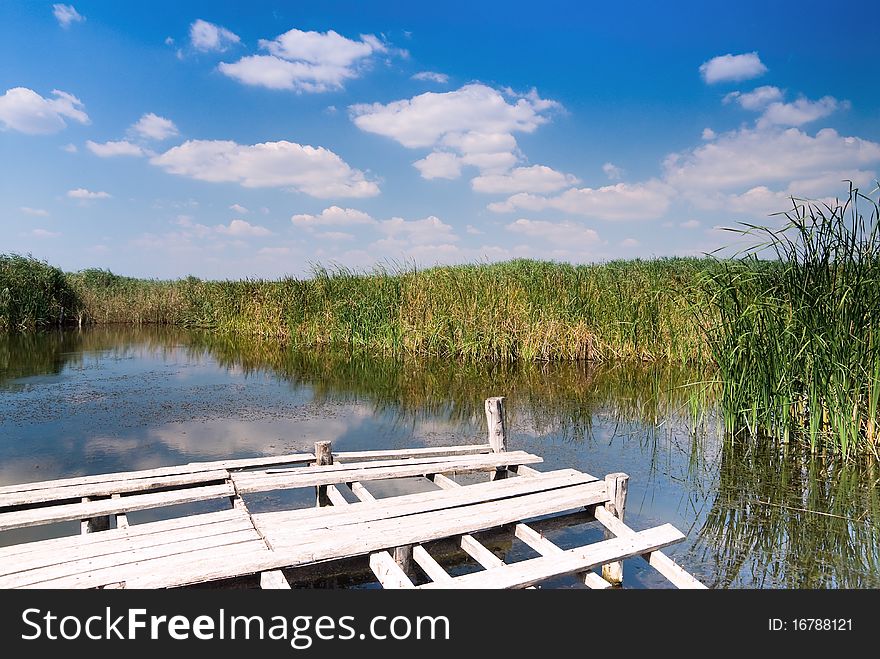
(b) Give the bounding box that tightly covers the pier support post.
[314,441,333,507]
[393,544,417,580]
[485,396,508,480]
[80,497,110,534]
[601,472,629,585]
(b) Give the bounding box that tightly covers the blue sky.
[1,1,878,278]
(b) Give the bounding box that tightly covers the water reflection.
[0,326,877,588]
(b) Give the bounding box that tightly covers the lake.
[1,326,877,588]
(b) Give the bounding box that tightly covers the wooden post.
[314,441,333,507]
[485,396,508,480]
[601,472,629,585]
[80,497,110,534]
[393,544,416,580]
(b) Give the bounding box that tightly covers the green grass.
[0,254,81,331]
[698,184,880,456]
[65,257,712,364]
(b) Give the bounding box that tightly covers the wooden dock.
[0,397,705,589]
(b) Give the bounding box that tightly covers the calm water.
[1,326,877,588]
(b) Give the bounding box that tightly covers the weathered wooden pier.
[0,398,704,589]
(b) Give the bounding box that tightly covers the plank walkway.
[0,397,705,590]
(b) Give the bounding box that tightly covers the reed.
[0,254,81,331]
[697,184,880,456]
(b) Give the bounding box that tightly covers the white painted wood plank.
[514,522,611,588]
[260,570,291,589]
[421,524,685,589]
[0,482,235,531]
[3,529,263,588]
[254,470,598,534]
[412,546,452,582]
[0,454,313,496]
[324,485,349,507]
[0,470,230,509]
[348,481,376,502]
[369,552,415,589]
[593,506,706,589]
[430,473,458,490]
[334,445,490,462]
[460,534,504,569]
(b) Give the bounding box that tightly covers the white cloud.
[29,228,61,239]
[150,139,379,198]
[219,29,389,92]
[466,224,483,235]
[699,52,767,84]
[61,143,77,153]
[602,162,624,180]
[757,96,843,128]
[351,84,560,178]
[471,165,578,194]
[351,84,557,148]
[315,231,354,241]
[229,203,249,214]
[53,4,84,29]
[680,219,701,229]
[291,206,376,227]
[67,188,110,199]
[0,87,89,134]
[20,207,49,216]
[258,247,291,256]
[412,71,449,84]
[214,219,271,237]
[620,238,639,247]
[376,216,458,245]
[506,218,600,249]
[724,85,783,110]
[489,180,673,221]
[190,19,240,52]
[701,128,716,141]
[86,139,147,157]
[131,113,179,140]
[413,152,462,180]
[663,126,880,193]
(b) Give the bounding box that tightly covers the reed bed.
[0,254,81,331]
[698,185,880,456]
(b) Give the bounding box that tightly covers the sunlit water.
[1,327,877,588]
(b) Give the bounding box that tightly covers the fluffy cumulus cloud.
[86,139,147,157]
[602,162,624,180]
[20,206,49,216]
[52,4,84,29]
[375,216,458,246]
[506,218,600,249]
[663,126,880,194]
[150,139,379,198]
[219,29,389,92]
[214,219,271,237]
[190,19,240,52]
[699,52,767,84]
[489,181,673,221]
[724,85,783,110]
[0,87,89,134]
[351,83,560,180]
[131,113,179,140]
[757,96,843,128]
[67,188,110,199]
[291,206,376,227]
[412,71,449,84]
[471,165,578,194]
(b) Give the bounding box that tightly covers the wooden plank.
[430,473,458,490]
[593,506,706,589]
[348,481,376,502]
[0,455,312,496]
[460,534,504,569]
[421,524,685,589]
[601,473,629,585]
[80,496,110,534]
[95,479,606,589]
[260,571,291,589]
[324,484,349,507]
[254,470,597,533]
[112,494,128,530]
[237,452,543,494]
[515,523,611,589]
[334,445,490,462]
[0,516,257,582]
[0,482,235,531]
[0,508,247,565]
[0,470,230,509]
[412,546,452,583]
[369,553,415,589]
[2,529,263,589]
